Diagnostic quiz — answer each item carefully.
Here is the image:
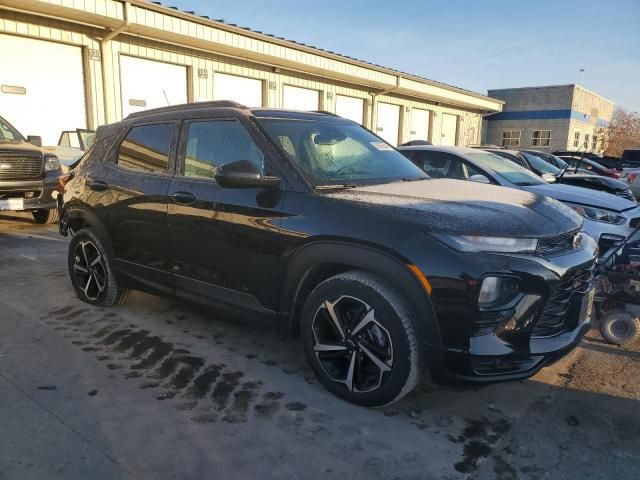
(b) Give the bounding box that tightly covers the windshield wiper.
[315,184,359,190]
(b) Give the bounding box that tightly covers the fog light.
[478,276,519,307]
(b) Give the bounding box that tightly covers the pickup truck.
[0,115,62,223]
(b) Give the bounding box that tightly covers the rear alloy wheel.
[32,208,59,224]
[68,229,128,306]
[302,271,422,407]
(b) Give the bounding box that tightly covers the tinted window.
[257,118,425,185]
[412,151,467,179]
[466,152,545,186]
[117,123,173,173]
[183,119,265,178]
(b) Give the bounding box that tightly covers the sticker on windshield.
[370,141,394,151]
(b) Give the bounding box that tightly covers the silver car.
[399,146,640,250]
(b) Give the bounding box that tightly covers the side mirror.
[541,173,557,183]
[468,174,491,184]
[28,135,42,147]
[214,160,280,189]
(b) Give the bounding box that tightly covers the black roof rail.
[125,100,248,119]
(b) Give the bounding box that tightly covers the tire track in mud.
[45,304,306,425]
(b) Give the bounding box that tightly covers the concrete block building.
[0,0,502,147]
[484,84,614,153]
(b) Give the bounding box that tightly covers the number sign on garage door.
[410,109,431,142]
[376,103,400,146]
[0,34,87,145]
[441,113,458,146]
[335,95,364,124]
[283,85,319,111]
[120,56,188,118]
[214,73,263,107]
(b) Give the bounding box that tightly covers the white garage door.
[335,95,364,124]
[0,34,86,145]
[441,113,458,146]
[283,85,319,111]
[214,73,263,107]
[376,103,400,146]
[409,109,431,142]
[120,56,188,118]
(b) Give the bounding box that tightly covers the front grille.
[537,230,581,257]
[0,151,43,180]
[532,262,595,337]
[616,189,636,203]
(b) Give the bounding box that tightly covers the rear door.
[168,116,287,315]
[90,121,177,295]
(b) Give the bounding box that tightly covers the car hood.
[522,183,636,212]
[321,179,582,237]
[0,141,43,155]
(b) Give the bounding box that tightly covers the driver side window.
[183,119,265,179]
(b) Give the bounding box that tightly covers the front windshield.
[257,118,426,186]
[0,116,25,143]
[522,152,561,175]
[466,151,545,186]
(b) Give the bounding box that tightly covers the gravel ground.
[0,212,639,480]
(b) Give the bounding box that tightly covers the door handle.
[171,191,197,205]
[89,180,109,192]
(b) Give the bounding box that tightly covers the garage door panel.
[376,103,400,146]
[214,73,263,107]
[283,85,319,111]
[410,109,431,142]
[0,34,86,145]
[335,95,364,124]
[120,56,188,118]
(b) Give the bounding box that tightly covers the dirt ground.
[1,212,639,480]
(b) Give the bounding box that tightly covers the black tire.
[301,271,422,407]
[67,229,129,306]
[32,208,59,224]
[600,310,640,346]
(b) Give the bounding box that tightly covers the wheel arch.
[63,205,114,257]
[279,241,442,352]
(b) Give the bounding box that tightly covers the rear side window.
[183,119,264,178]
[117,123,173,173]
[413,151,467,179]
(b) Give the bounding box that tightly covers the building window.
[573,131,581,148]
[531,130,551,147]
[501,130,521,147]
[592,135,598,151]
[584,133,590,150]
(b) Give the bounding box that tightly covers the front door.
[168,116,287,316]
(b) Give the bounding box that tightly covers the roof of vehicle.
[124,101,349,123]
[396,145,480,155]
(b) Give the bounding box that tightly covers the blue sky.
[168,0,640,112]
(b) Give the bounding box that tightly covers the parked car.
[553,150,622,171]
[399,146,640,252]
[622,149,640,168]
[0,114,62,223]
[59,101,597,406]
[485,148,635,202]
[558,155,621,179]
[43,128,96,172]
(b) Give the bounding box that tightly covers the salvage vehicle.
[557,155,621,179]
[0,114,62,223]
[485,148,635,202]
[60,101,597,406]
[553,150,623,171]
[400,146,640,253]
[44,128,96,171]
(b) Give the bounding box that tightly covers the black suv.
[0,115,62,223]
[60,101,597,406]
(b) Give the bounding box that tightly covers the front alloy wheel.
[72,240,107,301]
[302,271,422,407]
[313,296,393,393]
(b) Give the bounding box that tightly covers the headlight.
[44,155,61,172]
[568,204,626,225]
[434,234,538,253]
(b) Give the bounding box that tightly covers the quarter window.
[531,130,551,147]
[183,119,265,179]
[501,130,521,147]
[117,123,173,173]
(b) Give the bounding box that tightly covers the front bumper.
[0,175,59,212]
[398,232,598,384]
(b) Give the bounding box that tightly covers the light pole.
[579,68,585,85]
